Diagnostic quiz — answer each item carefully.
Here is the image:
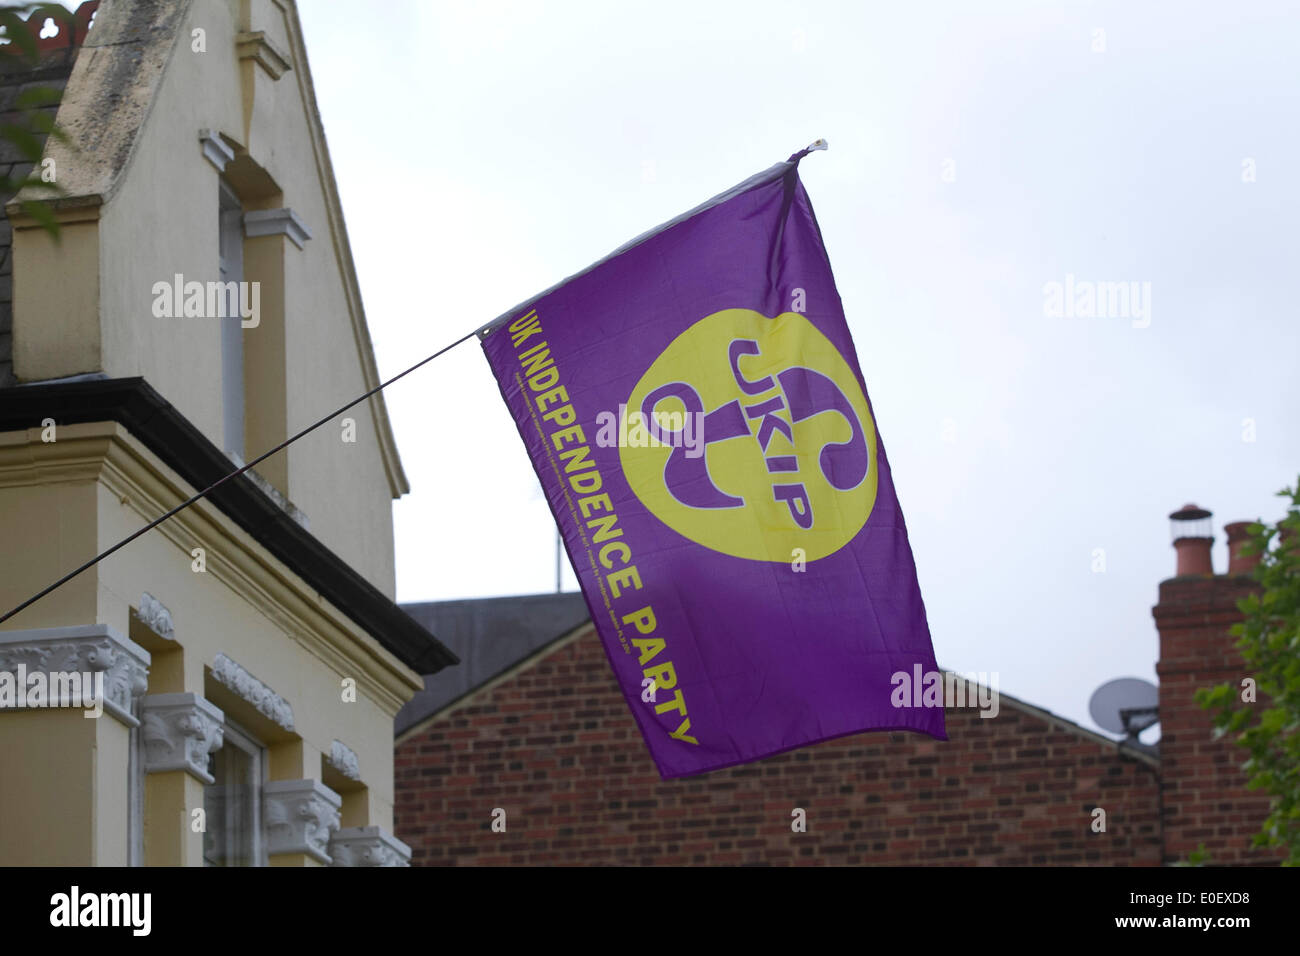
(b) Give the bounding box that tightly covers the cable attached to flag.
[0,140,828,626]
[0,328,480,625]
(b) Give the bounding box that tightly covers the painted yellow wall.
[0,709,131,866]
[14,0,402,597]
[0,426,101,629]
[84,420,411,824]
[10,211,101,384]
[0,422,418,864]
[2,0,424,867]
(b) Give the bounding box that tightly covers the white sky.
[297,0,1300,739]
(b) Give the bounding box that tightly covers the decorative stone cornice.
[243,208,312,249]
[133,592,175,641]
[0,624,150,726]
[209,653,294,732]
[199,129,235,173]
[140,693,224,784]
[329,826,411,867]
[264,779,341,863]
[236,30,292,80]
[327,739,360,781]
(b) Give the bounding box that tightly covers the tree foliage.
[1196,478,1300,865]
[0,2,77,238]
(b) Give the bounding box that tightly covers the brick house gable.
[395,620,1163,866]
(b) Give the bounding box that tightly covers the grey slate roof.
[395,592,592,736]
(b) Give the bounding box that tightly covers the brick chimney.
[1224,522,1260,577]
[1169,503,1213,576]
[1152,502,1282,865]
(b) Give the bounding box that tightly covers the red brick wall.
[1153,575,1284,865]
[395,626,1162,866]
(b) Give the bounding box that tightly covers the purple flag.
[480,154,945,778]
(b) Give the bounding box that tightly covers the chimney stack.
[1224,521,1260,576]
[1169,503,1213,576]
[1153,503,1281,863]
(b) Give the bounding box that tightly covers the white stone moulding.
[209,653,294,731]
[140,692,224,784]
[329,826,412,867]
[199,129,235,172]
[133,592,175,641]
[243,208,312,249]
[327,739,360,781]
[264,779,341,864]
[0,624,150,726]
[243,465,311,530]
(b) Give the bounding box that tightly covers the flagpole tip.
[787,138,829,165]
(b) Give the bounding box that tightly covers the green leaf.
[17,197,60,240]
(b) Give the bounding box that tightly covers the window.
[203,720,266,866]
[218,180,245,459]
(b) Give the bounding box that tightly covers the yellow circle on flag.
[620,308,878,562]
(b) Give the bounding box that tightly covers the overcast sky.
[297,0,1300,739]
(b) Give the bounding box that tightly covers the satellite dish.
[1089,677,1159,738]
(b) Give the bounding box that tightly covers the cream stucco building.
[0,0,455,865]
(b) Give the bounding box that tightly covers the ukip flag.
[479,146,945,778]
